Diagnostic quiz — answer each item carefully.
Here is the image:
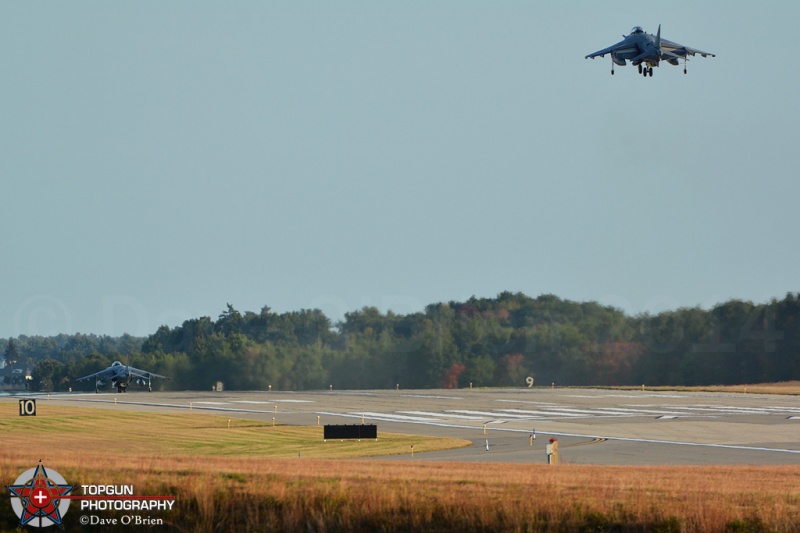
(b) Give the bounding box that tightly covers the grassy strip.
[0,405,469,458]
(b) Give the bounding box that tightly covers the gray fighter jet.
[77,359,169,393]
[586,25,715,76]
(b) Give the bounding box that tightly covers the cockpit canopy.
[630,26,644,35]
[111,361,123,367]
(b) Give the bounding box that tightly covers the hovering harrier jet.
[586,25,715,76]
[77,359,169,393]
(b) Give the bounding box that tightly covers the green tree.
[218,304,243,336]
[464,355,496,387]
[4,338,18,368]
[32,359,65,392]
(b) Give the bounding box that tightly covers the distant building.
[3,367,31,388]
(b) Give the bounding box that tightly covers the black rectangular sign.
[323,424,377,440]
[19,399,36,417]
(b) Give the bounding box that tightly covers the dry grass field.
[611,381,800,396]
[2,404,800,531]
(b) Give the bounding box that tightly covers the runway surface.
[11,387,800,465]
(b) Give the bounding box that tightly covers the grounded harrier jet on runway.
[586,25,715,76]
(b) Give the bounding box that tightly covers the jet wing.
[585,39,637,59]
[76,366,123,382]
[660,38,715,58]
[128,367,170,380]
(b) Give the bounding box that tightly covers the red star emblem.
[8,462,73,526]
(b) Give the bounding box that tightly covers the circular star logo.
[8,461,73,528]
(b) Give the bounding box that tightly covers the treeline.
[1,333,143,364]
[11,292,800,392]
[1,334,144,390]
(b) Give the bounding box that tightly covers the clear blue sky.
[2,2,798,337]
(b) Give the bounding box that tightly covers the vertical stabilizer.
[656,24,661,50]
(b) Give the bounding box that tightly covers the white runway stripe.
[231,400,313,404]
[446,410,540,419]
[401,395,463,400]
[544,407,638,417]
[351,411,444,422]
[495,400,560,406]
[400,411,485,420]
[568,394,683,399]
[594,407,693,416]
[496,408,587,418]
